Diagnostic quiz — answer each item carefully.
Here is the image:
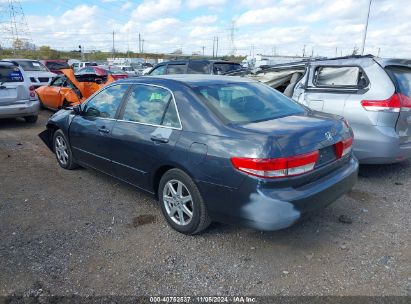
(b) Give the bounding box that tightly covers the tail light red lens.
[231,151,319,178]
[335,137,353,159]
[361,94,401,112]
[398,93,411,110]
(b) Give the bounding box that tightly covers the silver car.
[0,61,39,123]
[249,56,411,164]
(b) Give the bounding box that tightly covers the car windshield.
[15,60,48,72]
[192,82,305,124]
[85,62,98,67]
[0,64,23,82]
[386,66,411,98]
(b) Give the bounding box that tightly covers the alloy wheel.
[163,179,193,226]
[55,135,69,166]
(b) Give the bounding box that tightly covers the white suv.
[0,61,39,122]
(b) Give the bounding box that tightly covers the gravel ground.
[0,109,410,297]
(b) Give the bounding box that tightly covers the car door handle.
[150,135,169,143]
[98,127,110,134]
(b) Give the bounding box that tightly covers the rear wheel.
[159,169,211,235]
[53,129,77,169]
[24,115,38,123]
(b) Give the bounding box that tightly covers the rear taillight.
[29,85,36,99]
[230,151,319,179]
[361,94,401,112]
[335,137,353,159]
[398,93,411,110]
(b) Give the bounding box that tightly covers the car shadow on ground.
[359,160,410,178]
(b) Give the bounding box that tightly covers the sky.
[1,0,410,58]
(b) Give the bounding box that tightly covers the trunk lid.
[235,111,348,168]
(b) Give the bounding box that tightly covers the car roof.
[117,74,255,86]
[156,59,240,65]
[5,58,40,62]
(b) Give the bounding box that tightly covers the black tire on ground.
[24,115,38,123]
[52,129,78,170]
[158,168,211,235]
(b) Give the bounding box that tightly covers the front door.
[110,84,182,191]
[69,83,131,173]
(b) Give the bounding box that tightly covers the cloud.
[132,0,181,20]
[191,15,218,25]
[236,6,293,26]
[186,0,226,9]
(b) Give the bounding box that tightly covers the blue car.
[40,75,358,234]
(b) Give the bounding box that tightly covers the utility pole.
[360,0,372,55]
[202,45,205,56]
[302,44,306,57]
[112,30,115,59]
[142,39,145,53]
[212,37,215,58]
[216,36,218,58]
[377,47,381,57]
[138,33,141,53]
[335,47,338,57]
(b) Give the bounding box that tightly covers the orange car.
[36,69,115,110]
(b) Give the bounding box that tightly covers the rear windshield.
[15,60,48,72]
[0,64,24,83]
[213,63,242,74]
[386,66,411,97]
[192,82,305,124]
[46,61,69,70]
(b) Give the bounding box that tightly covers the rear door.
[385,66,411,144]
[110,84,182,190]
[69,83,131,173]
[0,64,27,106]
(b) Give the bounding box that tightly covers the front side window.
[167,64,186,74]
[122,85,180,128]
[192,82,304,124]
[314,66,366,87]
[82,84,129,119]
[149,65,165,75]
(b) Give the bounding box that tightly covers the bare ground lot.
[0,109,410,297]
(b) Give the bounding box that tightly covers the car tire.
[24,115,38,123]
[158,168,211,235]
[53,129,78,170]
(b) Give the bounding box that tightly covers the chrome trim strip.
[111,160,147,174]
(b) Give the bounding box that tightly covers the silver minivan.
[0,61,40,123]
[248,56,411,164]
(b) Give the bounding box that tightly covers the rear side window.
[167,64,186,74]
[149,65,166,75]
[122,85,180,128]
[46,61,69,70]
[188,61,210,74]
[82,84,129,119]
[385,66,411,98]
[192,82,304,124]
[0,64,24,82]
[314,66,367,87]
[213,63,242,75]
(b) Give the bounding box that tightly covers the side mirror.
[72,104,82,115]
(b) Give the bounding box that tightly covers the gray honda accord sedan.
[40,75,358,234]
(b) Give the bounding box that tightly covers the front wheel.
[159,169,211,235]
[53,129,78,169]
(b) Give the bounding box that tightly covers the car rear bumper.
[353,125,411,164]
[200,157,358,231]
[0,99,40,118]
